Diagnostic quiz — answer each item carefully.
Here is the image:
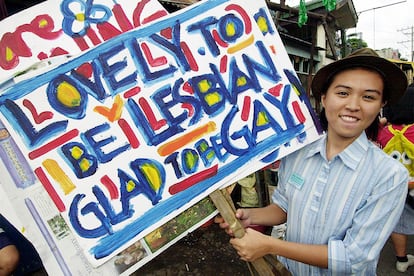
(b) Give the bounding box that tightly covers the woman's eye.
[363,95,377,101]
[336,91,348,96]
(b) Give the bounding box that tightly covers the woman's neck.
[325,132,359,160]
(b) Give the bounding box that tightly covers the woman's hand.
[214,208,252,236]
[230,227,273,262]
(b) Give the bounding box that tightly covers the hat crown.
[348,48,379,58]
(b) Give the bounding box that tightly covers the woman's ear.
[321,94,326,108]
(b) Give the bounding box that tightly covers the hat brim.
[311,55,407,106]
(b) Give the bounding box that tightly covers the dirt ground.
[29,222,252,276]
[134,222,252,276]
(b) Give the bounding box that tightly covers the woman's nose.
[345,96,361,111]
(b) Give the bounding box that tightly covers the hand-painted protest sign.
[0,0,323,274]
[0,0,168,81]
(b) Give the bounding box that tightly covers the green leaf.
[298,0,308,27]
[323,0,336,12]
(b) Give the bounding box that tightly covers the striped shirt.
[273,132,408,275]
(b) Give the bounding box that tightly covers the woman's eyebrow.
[332,84,351,89]
[333,84,382,94]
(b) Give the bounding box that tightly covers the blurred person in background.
[378,83,414,273]
[0,226,19,276]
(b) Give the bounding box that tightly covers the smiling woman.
[214,47,410,275]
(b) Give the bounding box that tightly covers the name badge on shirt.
[288,173,304,190]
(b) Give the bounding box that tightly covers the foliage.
[323,0,337,12]
[347,37,368,52]
[298,0,308,27]
[298,0,337,27]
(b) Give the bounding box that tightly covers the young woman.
[216,48,409,274]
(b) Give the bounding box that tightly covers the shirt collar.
[305,132,369,171]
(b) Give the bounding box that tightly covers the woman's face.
[321,68,385,143]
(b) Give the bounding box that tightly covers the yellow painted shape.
[226,22,236,37]
[207,151,215,159]
[227,34,254,54]
[79,158,91,172]
[142,163,161,192]
[57,81,81,107]
[198,79,211,93]
[257,111,269,126]
[43,159,76,195]
[256,16,269,33]
[126,180,135,192]
[39,18,48,28]
[205,91,221,106]
[6,47,14,62]
[76,13,85,22]
[184,150,197,168]
[236,76,247,87]
[292,85,300,96]
[71,145,84,160]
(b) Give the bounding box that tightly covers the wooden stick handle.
[209,189,291,276]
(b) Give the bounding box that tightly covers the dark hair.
[317,67,389,141]
[387,83,414,125]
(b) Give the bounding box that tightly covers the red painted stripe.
[100,175,119,200]
[183,81,193,94]
[142,10,168,25]
[181,103,194,117]
[112,4,133,32]
[220,55,228,73]
[241,96,251,121]
[35,167,65,212]
[268,83,283,97]
[180,42,198,71]
[86,28,101,46]
[123,86,141,98]
[28,129,79,160]
[73,37,89,51]
[23,99,53,124]
[76,63,93,78]
[141,42,167,67]
[169,164,218,195]
[292,101,306,123]
[225,4,252,34]
[212,29,228,48]
[118,118,140,149]
[160,27,172,39]
[138,98,167,131]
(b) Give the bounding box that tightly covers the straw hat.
[311,48,407,106]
